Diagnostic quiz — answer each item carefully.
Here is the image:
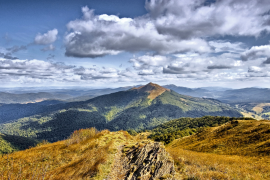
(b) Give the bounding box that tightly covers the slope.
[168,119,270,156]
[0,100,66,124]
[166,120,270,180]
[0,83,242,142]
[0,128,177,180]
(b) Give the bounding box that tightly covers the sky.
[1,0,270,88]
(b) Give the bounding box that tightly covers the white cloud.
[35,29,58,45]
[248,66,263,73]
[146,0,270,38]
[241,45,270,61]
[64,1,270,59]
[138,69,156,75]
[129,55,171,70]
[64,6,210,58]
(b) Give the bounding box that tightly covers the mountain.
[0,86,140,104]
[0,92,72,104]
[0,82,242,142]
[0,133,39,154]
[0,100,66,124]
[163,84,213,97]
[217,87,270,103]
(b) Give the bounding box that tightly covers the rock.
[107,141,175,180]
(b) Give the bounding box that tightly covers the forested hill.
[149,116,254,144]
[0,83,242,142]
[0,133,39,154]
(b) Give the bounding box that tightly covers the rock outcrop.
[108,141,175,180]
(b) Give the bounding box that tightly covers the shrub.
[66,127,98,145]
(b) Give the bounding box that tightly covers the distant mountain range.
[0,86,138,104]
[0,92,71,104]
[1,84,270,104]
[0,83,241,142]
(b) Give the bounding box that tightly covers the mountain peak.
[132,82,170,99]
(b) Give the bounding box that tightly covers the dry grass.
[167,120,270,179]
[171,120,270,156]
[0,128,135,180]
[167,148,270,180]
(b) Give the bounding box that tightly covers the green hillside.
[0,83,242,142]
[149,116,254,144]
[0,133,39,154]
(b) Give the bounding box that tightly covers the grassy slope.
[169,120,270,156]
[0,128,145,180]
[0,133,38,154]
[166,120,270,179]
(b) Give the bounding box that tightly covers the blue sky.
[1,0,270,88]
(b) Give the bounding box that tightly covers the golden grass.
[166,120,270,179]
[170,120,270,156]
[167,148,270,180]
[0,128,136,180]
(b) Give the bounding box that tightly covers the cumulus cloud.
[64,6,210,58]
[128,51,244,79]
[146,0,270,38]
[248,66,263,73]
[64,0,270,58]
[129,55,171,70]
[34,29,58,45]
[74,66,119,80]
[0,59,78,84]
[162,53,236,74]
[246,65,270,78]
[0,55,267,87]
[241,45,270,61]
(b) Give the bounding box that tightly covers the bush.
[66,127,98,145]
